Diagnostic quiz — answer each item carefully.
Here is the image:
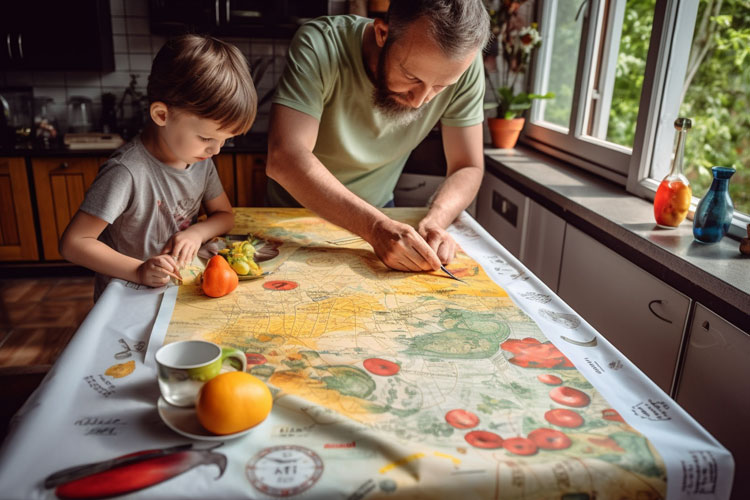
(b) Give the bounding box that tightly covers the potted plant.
[484,1,553,148]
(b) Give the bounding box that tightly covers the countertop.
[0,133,269,158]
[484,146,750,331]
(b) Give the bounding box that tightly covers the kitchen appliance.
[0,87,34,149]
[33,96,59,149]
[67,96,94,133]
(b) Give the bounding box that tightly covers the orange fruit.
[196,371,272,435]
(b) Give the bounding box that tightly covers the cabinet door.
[235,154,267,207]
[476,172,528,258]
[394,173,443,207]
[676,305,749,500]
[519,199,565,292]
[0,157,39,261]
[33,157,101,260]
[558,225,690,393]
[213,154,236,206]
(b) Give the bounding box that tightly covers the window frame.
[521,0,748,238]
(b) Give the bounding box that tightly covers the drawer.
[475,172,528,257]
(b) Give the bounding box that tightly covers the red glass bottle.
[654,117,692,227]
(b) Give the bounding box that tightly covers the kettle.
[67,96,94,133]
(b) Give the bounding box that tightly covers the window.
[525,0,749,237]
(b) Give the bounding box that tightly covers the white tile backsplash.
[24,4,294,133]
[125,17,150,35]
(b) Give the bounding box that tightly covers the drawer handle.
[59,162,69,169]
[648,300,672,324]
[396,181,426,192]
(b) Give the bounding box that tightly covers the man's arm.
[266,103,442,271]
[417,123,484,263]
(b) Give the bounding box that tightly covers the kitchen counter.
[0,133,269,158]
[484,146,750,331]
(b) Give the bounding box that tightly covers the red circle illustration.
[544,408,584,428]
[445,409,480,429]
[602,408,626,423]
[464,430,504,449]
[363,358,400,376]
[502,437,538,456]
[245,353,268,365]
[528,428,572,450]
[549,386,591,407]
[537,374,563,385]
[263,280,298,291]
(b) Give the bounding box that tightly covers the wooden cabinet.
[0,157,38,261]
[214,154,236,206]
[235,154,268,207]
[675,305,749,500]
[32,157,102,260]
[558,225,691,393]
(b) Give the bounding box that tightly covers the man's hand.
[368,218,442,272]
[136,254,181,287]
[418,221,457,265]
[162,229,203,268]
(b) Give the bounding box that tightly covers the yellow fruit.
[196,372,273,435]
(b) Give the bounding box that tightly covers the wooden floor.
[0,276,94,443]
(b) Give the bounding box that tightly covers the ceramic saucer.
[157,397,253,441]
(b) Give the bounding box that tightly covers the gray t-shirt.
[79,136,224,299]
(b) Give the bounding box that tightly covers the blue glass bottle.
[692,166,735,243]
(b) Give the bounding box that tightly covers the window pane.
[677,0,750,215]
[601,0,655,148]
[538,0,584,129]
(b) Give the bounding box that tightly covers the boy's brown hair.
[148,35,257,135]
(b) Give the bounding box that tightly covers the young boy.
[60,35,257,300]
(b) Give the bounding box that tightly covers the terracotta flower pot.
[488,117,525,149]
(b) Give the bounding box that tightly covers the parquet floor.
[0,276,94,443]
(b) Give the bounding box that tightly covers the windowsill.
[483,145,750,331]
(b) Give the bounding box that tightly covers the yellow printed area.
[379,453,426,474]
[433,451,461,466]
[104,360,135,378]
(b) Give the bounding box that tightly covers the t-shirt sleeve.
[203,160,225,202]
[78,161,135,224]
[440,52,486,128]
[272,21,335,120]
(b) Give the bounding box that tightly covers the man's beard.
[372,45,426,127]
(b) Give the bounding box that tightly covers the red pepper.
[54,448,226,499]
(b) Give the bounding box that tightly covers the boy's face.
[152,105,236,165]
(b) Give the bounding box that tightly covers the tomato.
[464,430,504,449]
[544,408,584,428]
[263,280,298,291]
[202,255,239,298]
[502,437,538,456]
[245,353,267,365]
[602,408,626,423]
[537,374,562,385]
[363,358,400,376]
[445,409,479,429]
[549,386,590,407]
[528,428,572,450]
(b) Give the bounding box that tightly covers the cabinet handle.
[648,299,672,324]
[17,33,23,59]
[6,33,11,59]
[215,0,221,26]
[396,181,426,192]
[59,162,69,169]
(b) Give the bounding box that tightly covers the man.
[266,0,489,272]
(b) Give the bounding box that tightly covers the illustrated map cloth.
[160,208,732,499]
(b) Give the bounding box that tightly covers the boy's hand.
[162,230,203,268]
[137,254,180,287]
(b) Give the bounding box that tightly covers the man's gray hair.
[386,0,491,58]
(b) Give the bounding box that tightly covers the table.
[0,208,733,499]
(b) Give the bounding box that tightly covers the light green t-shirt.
[270,15,485,208]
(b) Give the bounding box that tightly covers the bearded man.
[266,0,490,271]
